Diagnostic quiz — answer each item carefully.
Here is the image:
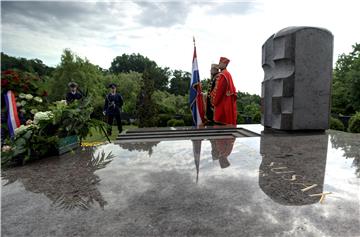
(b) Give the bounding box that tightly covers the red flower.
[2,70,13,75]
[1,79,9,87]
[13,76,20,83]
[22,85,29,92]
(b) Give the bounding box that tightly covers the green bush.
[330,117,345,131]
[121,120,130,126]
[167,119,185,127]
[92,101,105,120]
[348,112,360,133]
[2,96,108,167]
[253,112,261,123]
[157,114,172,127]
[183,114,193,126]
[237,114,245,124]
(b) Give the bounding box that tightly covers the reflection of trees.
[2,148,114,210]
[118,141,160,156]
[330,131,360,177]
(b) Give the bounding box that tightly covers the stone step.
[120,129,246,137]
[117,131,241,139]
[125,126,242,134]
[115,129,259,144]
[114,134,236,143]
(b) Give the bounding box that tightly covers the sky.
[1,0,360,95]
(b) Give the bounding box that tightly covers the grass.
[83,125,137,142]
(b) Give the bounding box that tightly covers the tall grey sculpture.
[261,27,333,130]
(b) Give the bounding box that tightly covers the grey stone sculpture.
[261,27,333,130]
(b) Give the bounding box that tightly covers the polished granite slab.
[1,125,359,237]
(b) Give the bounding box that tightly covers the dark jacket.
[66,91,83,103]
[104,93,124,115]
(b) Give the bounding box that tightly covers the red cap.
[219,57,230,65]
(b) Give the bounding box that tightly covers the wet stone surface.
[1,125,360,237]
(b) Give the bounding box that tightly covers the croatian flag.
[189,42,205,126]
[4,90,21,137]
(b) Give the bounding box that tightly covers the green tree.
[110,53,156,74]
[1,52,54,76]
[237,92,261,113]
[109,53,170,91]
[103,72,142,115]
[151,66,171,91]
[201,78,212,93]
[49,49,105,103]
[244,103,261,121]
[136,66,159,127]
[153,90,189,115]
[168,70,191,96]
[332,43,360,114]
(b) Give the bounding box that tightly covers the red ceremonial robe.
[210,138,236,168]
[210,69,237,125]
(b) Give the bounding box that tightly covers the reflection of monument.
[259,132,328,205]
[2,148,113,210]
[261,26,333,130]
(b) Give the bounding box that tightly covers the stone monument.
[261,27,333,130]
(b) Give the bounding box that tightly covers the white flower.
[16,102,22,107]
[14,125,32,136]
[20,100,27,106]
[20,109,26,113]
[54,100,67,107]
[33,111,54,124]
[30,109,38,114]
[1,145,12,152]
[25,94,33,100]
[19,93,26,99]
[34,96,43,103]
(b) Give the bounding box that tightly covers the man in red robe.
[210,57,237,125]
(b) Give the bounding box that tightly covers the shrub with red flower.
[1,79,9,87]
[1,70,44,96]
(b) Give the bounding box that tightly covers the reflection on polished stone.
[1,125,359,236]
[2,148,113,210]
[192,138,235,182]
[259,132,328,205]
[210,138,235,168]
[330,130,360,177]
[118,141,160,156]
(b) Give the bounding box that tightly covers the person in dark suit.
[66,82,83,103]
[103,83,123,135]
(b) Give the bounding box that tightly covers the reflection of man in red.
[210,138,236,169]
[210,57,237,125]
